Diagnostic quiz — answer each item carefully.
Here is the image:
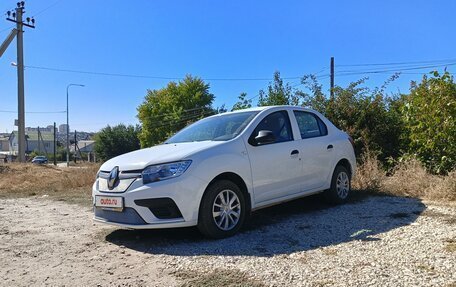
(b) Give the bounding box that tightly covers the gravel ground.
[0,195,455,286]
[0,197,177,287]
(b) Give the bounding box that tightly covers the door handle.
[327,144,334,150]
[291,150,299,156]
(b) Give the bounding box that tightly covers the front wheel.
[198,180,246,239]
[324,165,351,204]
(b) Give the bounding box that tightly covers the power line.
[338,58,456,67]
[0,25,14,34]
[31,0,65,17]
[19,60,456,83]
[149,110,216,129]
[71,107,213,128]
[337,63,456,76]
[0,110,66,114]
[23,65,302,81]
[145,106,210,119]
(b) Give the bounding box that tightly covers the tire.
[324,165,351,204]
[198,180,246,239]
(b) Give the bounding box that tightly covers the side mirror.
[254,130,276,145]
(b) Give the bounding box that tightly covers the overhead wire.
[336,63,456,76]
[18,60,456,83]
[31,0,65,17]
[338,58,456,67]
[0,110,66,114]
[337,62,456,74]
[23,65,302,82]
[2,59,453,119]
[0,25,14,34]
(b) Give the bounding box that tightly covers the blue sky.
[0,0,455,133]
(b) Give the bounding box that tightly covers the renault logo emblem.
[107,166,119,190]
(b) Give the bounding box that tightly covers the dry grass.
[0,163,99,205]
[383,159,456,201]
[176,269,265,287]
[353,152,455,201]
[444,238,456,253]
[352,151,385,192]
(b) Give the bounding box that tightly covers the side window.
[293,111,328,139]
[249,111,293,145]
[317,116,328,136]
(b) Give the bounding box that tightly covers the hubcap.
[212,189,241,231]
[336,171,350,199]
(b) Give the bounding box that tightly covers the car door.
[293,110,333,191]
[245,110,302,204]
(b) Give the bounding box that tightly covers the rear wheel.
[198,180,246,239]
[324,165,351,204]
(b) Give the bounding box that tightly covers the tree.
[94,124,141,161]
[258,71,302,106]
[137,75,215,147]
[403,71,456,174]
[231,92,252,111]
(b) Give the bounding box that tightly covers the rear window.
[293,111,328,139]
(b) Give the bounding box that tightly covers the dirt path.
[0,195,455,286]
[0,197,177,287]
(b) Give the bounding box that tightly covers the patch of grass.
[416,264,437,274]
[445,217,456,225]
[352,151,456,202]
[176,269,265,287]
[352,151,385,193]
[0,163,98,206]
[322,248,338,256]
[444,238,456,253]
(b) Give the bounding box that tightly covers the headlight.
[142,160,192,184]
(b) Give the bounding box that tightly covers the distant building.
[25,126,54,132]
[0,136,9,152]
[70,140,96,162]
[9,131,55,155]
[59,124,69,134]
[70,140,95,153]
[77,140,95,153]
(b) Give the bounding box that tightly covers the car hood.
[99,141,224,172]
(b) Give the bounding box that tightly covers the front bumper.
[92,174,207,229]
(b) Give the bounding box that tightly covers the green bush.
[402,71,456,174]
[94,124,141,161]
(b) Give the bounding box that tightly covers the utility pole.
[37,126,41,154]
[5,2,35,162]
[53,122,56,166]
[74,130,77,164]
[66,84,85,167]
[330,56,335,100]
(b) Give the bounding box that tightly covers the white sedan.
[93,106,356,238]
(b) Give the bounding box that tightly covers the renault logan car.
[93,106,356,238]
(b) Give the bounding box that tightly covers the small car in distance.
[93,106,356,238]
[31,156,48,164]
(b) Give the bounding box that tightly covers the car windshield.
[35,156,45,159]
[166,111,259,143]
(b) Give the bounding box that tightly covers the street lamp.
[66,84,85,167]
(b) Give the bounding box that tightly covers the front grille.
[94,207,146,225]
[98,178,136,193]
[134,198,183,219]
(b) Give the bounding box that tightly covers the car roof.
[216,105,318,116]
